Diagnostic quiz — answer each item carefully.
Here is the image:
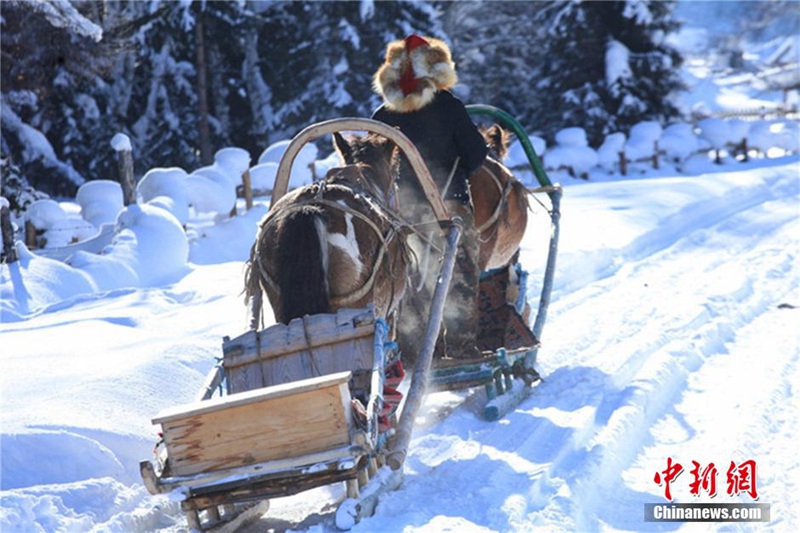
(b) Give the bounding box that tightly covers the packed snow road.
[244,161,799,532]
[1,160,797,532]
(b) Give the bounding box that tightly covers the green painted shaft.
[466,104,553,189]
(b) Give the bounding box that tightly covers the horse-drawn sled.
[140,108,562,531]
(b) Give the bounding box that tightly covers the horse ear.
[373,134,396,160]
[484,124,510,160]
[333,132,354,164]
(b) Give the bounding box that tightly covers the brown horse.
[471,125,530,271]
[245,133,411,327]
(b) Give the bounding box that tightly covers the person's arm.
[450,96,488,175]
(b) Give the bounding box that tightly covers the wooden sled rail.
[271,117,450,221]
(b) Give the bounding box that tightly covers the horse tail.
[511,178,532,213]
[244,242,265,329]
[276,206,331,322]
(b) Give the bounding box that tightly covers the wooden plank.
[223,309,379,394]
[155,371,351,423]
[223,323,374,367]
[156,372,354,477]
[222,308,374,366]
[153,443,363,493]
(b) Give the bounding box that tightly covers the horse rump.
[246,205,332,325]
[276,205,331,323]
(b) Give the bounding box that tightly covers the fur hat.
[373,34,458,113]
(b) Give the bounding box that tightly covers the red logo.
[727,459,758,499]
[654,458,759,501]
[654,457,684,501]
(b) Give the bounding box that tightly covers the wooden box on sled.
[221,307,377,393]
[152,371,354,478]
[152,308,380,479]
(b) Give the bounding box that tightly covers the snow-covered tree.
[594,1,684,135]
[248,0,442,144]
[526,0,684,145]
[124,2,204,175]
[442,1,546,121]
[0,156,49,215]
[1,0,109,196]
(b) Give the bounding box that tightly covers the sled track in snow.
[524,179,799,529]
[552,171,799,309]
[222,170,800,531]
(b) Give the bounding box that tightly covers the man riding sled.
[371,34,488,361]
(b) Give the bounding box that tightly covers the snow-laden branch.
[0,100,86,187]
[28,0,103,42]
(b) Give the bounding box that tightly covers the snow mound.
[76,180,123,228]
[555,127,589,147]
[697,118,750,149]
[186,166,236,215]
[257,140,319,188]
[214,147,251,177]
[546,128,598,177]
[136,167,190,226]
[189,205,267,265]
[625,121,663,160]
[112,203,189,286]
[23,199,96,249]
[660,123,700,163]
[507,135,547,168]
[597,132,626,170]
[249,162,279,192]
[25,199,66,229]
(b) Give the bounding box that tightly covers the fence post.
[112,133,136,205]
[241,169,254,210]
[1,205,17,263]
[25,220,38,249]
[652,140,660,170]
[618,151,627,176]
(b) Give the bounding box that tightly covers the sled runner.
[140,110,560,529]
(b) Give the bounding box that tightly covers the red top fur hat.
[373,34,458,113]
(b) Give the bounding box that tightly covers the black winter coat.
[372,91,488,204]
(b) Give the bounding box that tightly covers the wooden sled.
[429,262,543,421]
[139,107,559,529]
[140,308,403,531]
[140,117,463,531]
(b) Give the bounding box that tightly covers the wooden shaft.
[387,221,463,470]
[271,118,449,221]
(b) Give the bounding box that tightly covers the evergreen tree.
[533,0,684,145]
[441,1,548,122]
[1,0,110,196]
[0,156,48,215]
[249,0,442,145]
[125,2,203,174]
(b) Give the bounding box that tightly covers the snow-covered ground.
[2,153,798,531]
[3,5,799,529]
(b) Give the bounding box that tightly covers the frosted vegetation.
[2,0,797,203]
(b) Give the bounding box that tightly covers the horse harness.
[253,174,410,310]
[475,160,515,240]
